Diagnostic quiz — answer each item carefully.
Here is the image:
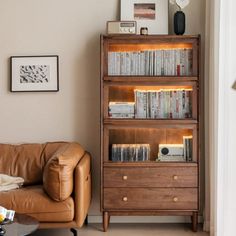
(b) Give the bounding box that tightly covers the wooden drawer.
[104,188,198,210]
[104,167,198,188]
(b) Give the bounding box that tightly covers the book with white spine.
[108,52,114,75]
[155,50,162,75]
[180,50,186,75]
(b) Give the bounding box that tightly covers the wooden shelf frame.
[104,76,199,82]
[104,119,198,126]
[100,34,201,232]
[104,161,198,167]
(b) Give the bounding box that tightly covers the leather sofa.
[0,142,92,235]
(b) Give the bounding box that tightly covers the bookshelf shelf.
[104,119,198,126]
[104,76,199,82]
[103,161,198,168]
[101,35,201,232]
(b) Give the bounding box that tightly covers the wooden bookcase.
[100,35,201,232]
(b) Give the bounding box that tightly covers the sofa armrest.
[74,152,92,227]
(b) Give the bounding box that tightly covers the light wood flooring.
[32,223,209,236]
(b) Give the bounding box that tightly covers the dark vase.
[174,11,185,35]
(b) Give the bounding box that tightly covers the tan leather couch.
[0,142,92,235]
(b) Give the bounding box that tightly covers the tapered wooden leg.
[70,228,77,236]
[84,215,88,225]
[103,211,109,232]
[192,212,198,232]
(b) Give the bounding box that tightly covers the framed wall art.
[120,0,169,35]
[10,55,59,92]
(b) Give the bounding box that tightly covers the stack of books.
[183,136,193,162]
[135,89,192,119]
[108,48,193,76]
[111,144,150,162]
[108,102,135,119]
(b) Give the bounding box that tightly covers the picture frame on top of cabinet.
[120,0,169,35]
[10,55,59,92]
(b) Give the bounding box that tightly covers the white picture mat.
[120,0,169,35]
[11,56,58,91]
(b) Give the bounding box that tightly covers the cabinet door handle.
[123,197,128,202]
[173,175,178,180]
[123,175,128,180]
[173,197,178,202]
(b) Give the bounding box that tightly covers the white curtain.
[204,0,219,232]
[207,0,236,235]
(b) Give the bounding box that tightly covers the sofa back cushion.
[0,142,67,185]
[43,142,85,201]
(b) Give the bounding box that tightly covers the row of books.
[108,89,192,119]
[108,49,193,76]
[111,144,150,162]
[135,89,192,119]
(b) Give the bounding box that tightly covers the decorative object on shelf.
[140,27,148,35]
[107,21,137,35]
[10,55,59,92]
[170,0,190,35]
[120,0,168,35]
[157,143,189,162]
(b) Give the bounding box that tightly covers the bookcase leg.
[103,211,109,232]
[192,212,198,232]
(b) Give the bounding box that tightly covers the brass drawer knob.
[173,197,178,202]
[123,197,128,202]
[173,175,178,180]
[123,175,128,180]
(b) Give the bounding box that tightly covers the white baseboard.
[88,215,203,224]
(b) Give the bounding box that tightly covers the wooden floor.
[32,223,209,236]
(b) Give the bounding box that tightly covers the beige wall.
[0,0,206,220]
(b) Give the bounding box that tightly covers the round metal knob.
[123,176,128,180]
[173,175,178,180]
[123,197,128,202]
[173,197,178,202]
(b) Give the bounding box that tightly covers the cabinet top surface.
[101,34,200,40]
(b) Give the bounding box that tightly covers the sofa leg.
[85,215,88,225]
[70,228,77,236]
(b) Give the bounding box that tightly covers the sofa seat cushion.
[0,185,74,222]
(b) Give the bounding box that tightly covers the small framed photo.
[10,55,59,92]
[120,0,168,35]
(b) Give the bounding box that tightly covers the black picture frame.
[10,55,59,92]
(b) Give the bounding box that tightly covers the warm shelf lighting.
[108,43,193,52]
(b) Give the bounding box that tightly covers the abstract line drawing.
[20,65,50,83]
